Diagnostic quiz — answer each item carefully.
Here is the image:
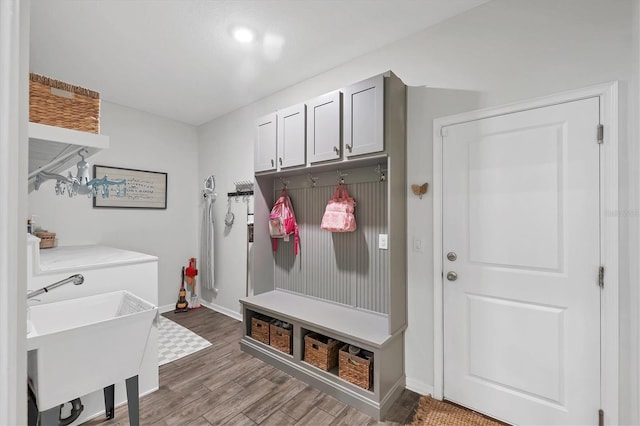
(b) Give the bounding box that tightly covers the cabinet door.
[343,74,384,157]
[307,91,342,164]
[277,103,306,169]
[255,113,277,172]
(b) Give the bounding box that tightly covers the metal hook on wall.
[203,175,216,200]
[375,164,387,182]
[308,173,319,188]
[279,177,289,189]
[336,170,348,184]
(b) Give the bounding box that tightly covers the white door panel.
[443,97,600,425]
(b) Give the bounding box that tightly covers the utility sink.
[27,290,158,411]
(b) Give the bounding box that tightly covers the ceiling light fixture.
[232,26,255,43]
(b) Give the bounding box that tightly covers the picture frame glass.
[92,165,167,209]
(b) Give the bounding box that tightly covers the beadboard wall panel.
[273,177,388,314]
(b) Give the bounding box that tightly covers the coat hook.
[308,173,318,188]
[411,183,429,199]
[375,164,387,182]
[337,170,347,184]
[279,177,289,189]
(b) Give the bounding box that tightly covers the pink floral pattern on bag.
[321,184,357,232]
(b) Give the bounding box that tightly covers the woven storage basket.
[338,345,373,390]
[269,322,292,354]
[304,333,342,371]
[251,315,271,345]
[29,73,100,133]
[34,231,56,249]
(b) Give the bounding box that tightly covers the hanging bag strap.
[285,195,300,255]
[333,183,350,201]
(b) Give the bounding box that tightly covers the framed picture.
[92,165,167,209]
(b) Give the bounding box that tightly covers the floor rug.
[411,395,505,426]
[157,315,211,366]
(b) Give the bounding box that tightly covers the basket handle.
[312,344,319,350]
[277,331,283,336]
[348,358,359,366]
[256,323,262,328]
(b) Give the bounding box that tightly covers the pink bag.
[269,188,300,255]
[321,183,357,232]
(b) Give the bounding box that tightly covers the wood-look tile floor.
[85,307,420,426]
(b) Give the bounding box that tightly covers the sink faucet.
[27,274,84,299]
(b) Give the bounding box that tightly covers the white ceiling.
[30,0,487,126]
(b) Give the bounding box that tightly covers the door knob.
[446,271,458,281]
[447,252,457,262]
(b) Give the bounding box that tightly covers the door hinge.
[599,408,604,426]
[597,124,604,144]
[599,266,605,288]
[440,126,449,137]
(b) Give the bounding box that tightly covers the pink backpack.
[269,188,299,255]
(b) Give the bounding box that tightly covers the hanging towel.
[200,195,215,290]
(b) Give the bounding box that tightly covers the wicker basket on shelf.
[304,333,342,371]
[250,315,271,345]
[34,231,56,249]
[338,345,373,390]
[29,73,100,133]
[269,322,292,354]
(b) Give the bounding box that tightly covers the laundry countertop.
[37,244,157,273]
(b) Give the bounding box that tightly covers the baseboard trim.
[405,377,433,396]
[158,303,174,314]
[160,301,242,321]
[200,300,243,321]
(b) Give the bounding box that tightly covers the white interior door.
[442,97,601,425]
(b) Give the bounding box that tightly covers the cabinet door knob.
[346,144,352,153]
[279,157,283,166]
[333,146,340,156]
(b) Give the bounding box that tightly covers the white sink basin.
[27,290,158,411]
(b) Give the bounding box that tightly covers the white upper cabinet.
[277,103,306,169]
[255,113,278,173]
[343,74,384,157]
[306,91,342,164]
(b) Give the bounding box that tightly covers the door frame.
[432,82,619,424]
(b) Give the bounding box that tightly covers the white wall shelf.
[28,122,109,191]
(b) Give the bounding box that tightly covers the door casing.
[432,82,619,424]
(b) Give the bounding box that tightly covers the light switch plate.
[378,234,388,250]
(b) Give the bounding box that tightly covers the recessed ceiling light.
[232,26,255,43]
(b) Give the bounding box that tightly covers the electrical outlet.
[413,237,423,252]
[378,234,388,250]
